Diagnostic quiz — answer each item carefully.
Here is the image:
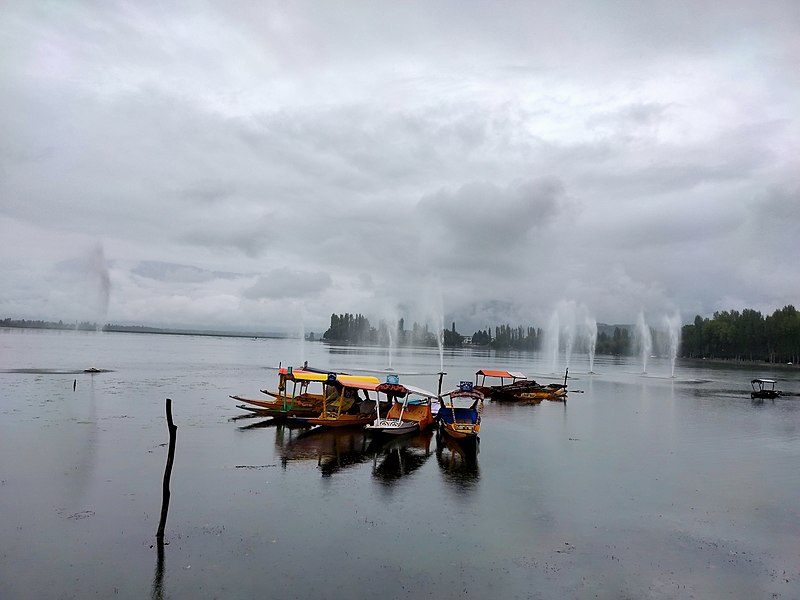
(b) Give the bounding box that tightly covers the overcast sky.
[1,0,798,334]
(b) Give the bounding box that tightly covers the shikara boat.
[473,369,527,397]
[260,366,330,401]
[365,377,438,436]
[751,378,781,399]
[438,381,484,440]
[231,369,329,418]
[302,376,382,428]
[232,368,380,418]
[481,368,568,402]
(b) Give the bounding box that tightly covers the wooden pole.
[156,398,177,542]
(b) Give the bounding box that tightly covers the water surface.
[1,329,798,599]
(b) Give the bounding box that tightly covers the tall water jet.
[584,314,597,374]
[544,310,560,374]
[296,303,306,364]
[635,311,652,374]
[664,311,682,378]
[88,242,111,333]
[387,320,396,370]
[561,303,576,371]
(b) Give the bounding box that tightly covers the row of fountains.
[543,301,682,378]
[297,299,683,380]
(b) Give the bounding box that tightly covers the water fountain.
[544,301,597,375]
[663,310,682,378]
[85,243,110,372]
[296,303,305,365]
[89,242,110,333]
[561,303,576,371]
[544,309,560,374]
[583,314,597,374]
[635,311,652,374]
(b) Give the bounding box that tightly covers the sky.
[1,0,798,335]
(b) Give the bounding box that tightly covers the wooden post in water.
[156,398,177,542]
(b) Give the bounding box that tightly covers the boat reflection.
[435,430,480,487]
[276,425,373,477]
[370,428,434,484]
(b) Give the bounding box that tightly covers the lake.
[1,328,798,599]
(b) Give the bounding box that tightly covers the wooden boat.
[473,369,527,397]
[232,369,329,417]
[491,380,567,401]
[233,368,381,418]
[260,366,331,401]
[751,378,781,399]
[365,378,437,436]
[438,382,484,440]
[302,376,381,428]
[482,368,568,402]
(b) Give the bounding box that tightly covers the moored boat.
[232,368,330,418]
[438,381,484,440]
[365,376,438,436]
[473,369,527,397]
[303,375,381,428]
[487,368,569,402]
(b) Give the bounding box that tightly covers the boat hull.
[491,383,567,401]
[230,395,322,418]
[365,419,419,436]
[305,414,375,428]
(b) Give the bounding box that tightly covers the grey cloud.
[244,269,333,300]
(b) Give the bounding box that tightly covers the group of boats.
[230,365,568,442]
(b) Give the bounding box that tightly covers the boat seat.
[359,400,377,414]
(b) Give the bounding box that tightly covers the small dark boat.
[750,378,781,399]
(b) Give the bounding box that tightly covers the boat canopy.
[335,376,380,391]
[285,370,330,382]
[476,369,527,379]
[277,368,378,385]
[376,382,437,399]
[751,378,776,384]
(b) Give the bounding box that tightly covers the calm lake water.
[1,328,799,599]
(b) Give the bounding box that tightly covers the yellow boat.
[303,375,382,428]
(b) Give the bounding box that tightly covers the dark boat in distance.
[475,368,568,402]
[751,378,781,399]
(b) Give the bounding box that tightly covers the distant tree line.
[681,305,800,363]
[469,325,543,350]
[1,318,100,331]
[323,313,464,347]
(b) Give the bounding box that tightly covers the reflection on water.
[435,429,480,487]
[276,424,373,476]
[371,429,434,483]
